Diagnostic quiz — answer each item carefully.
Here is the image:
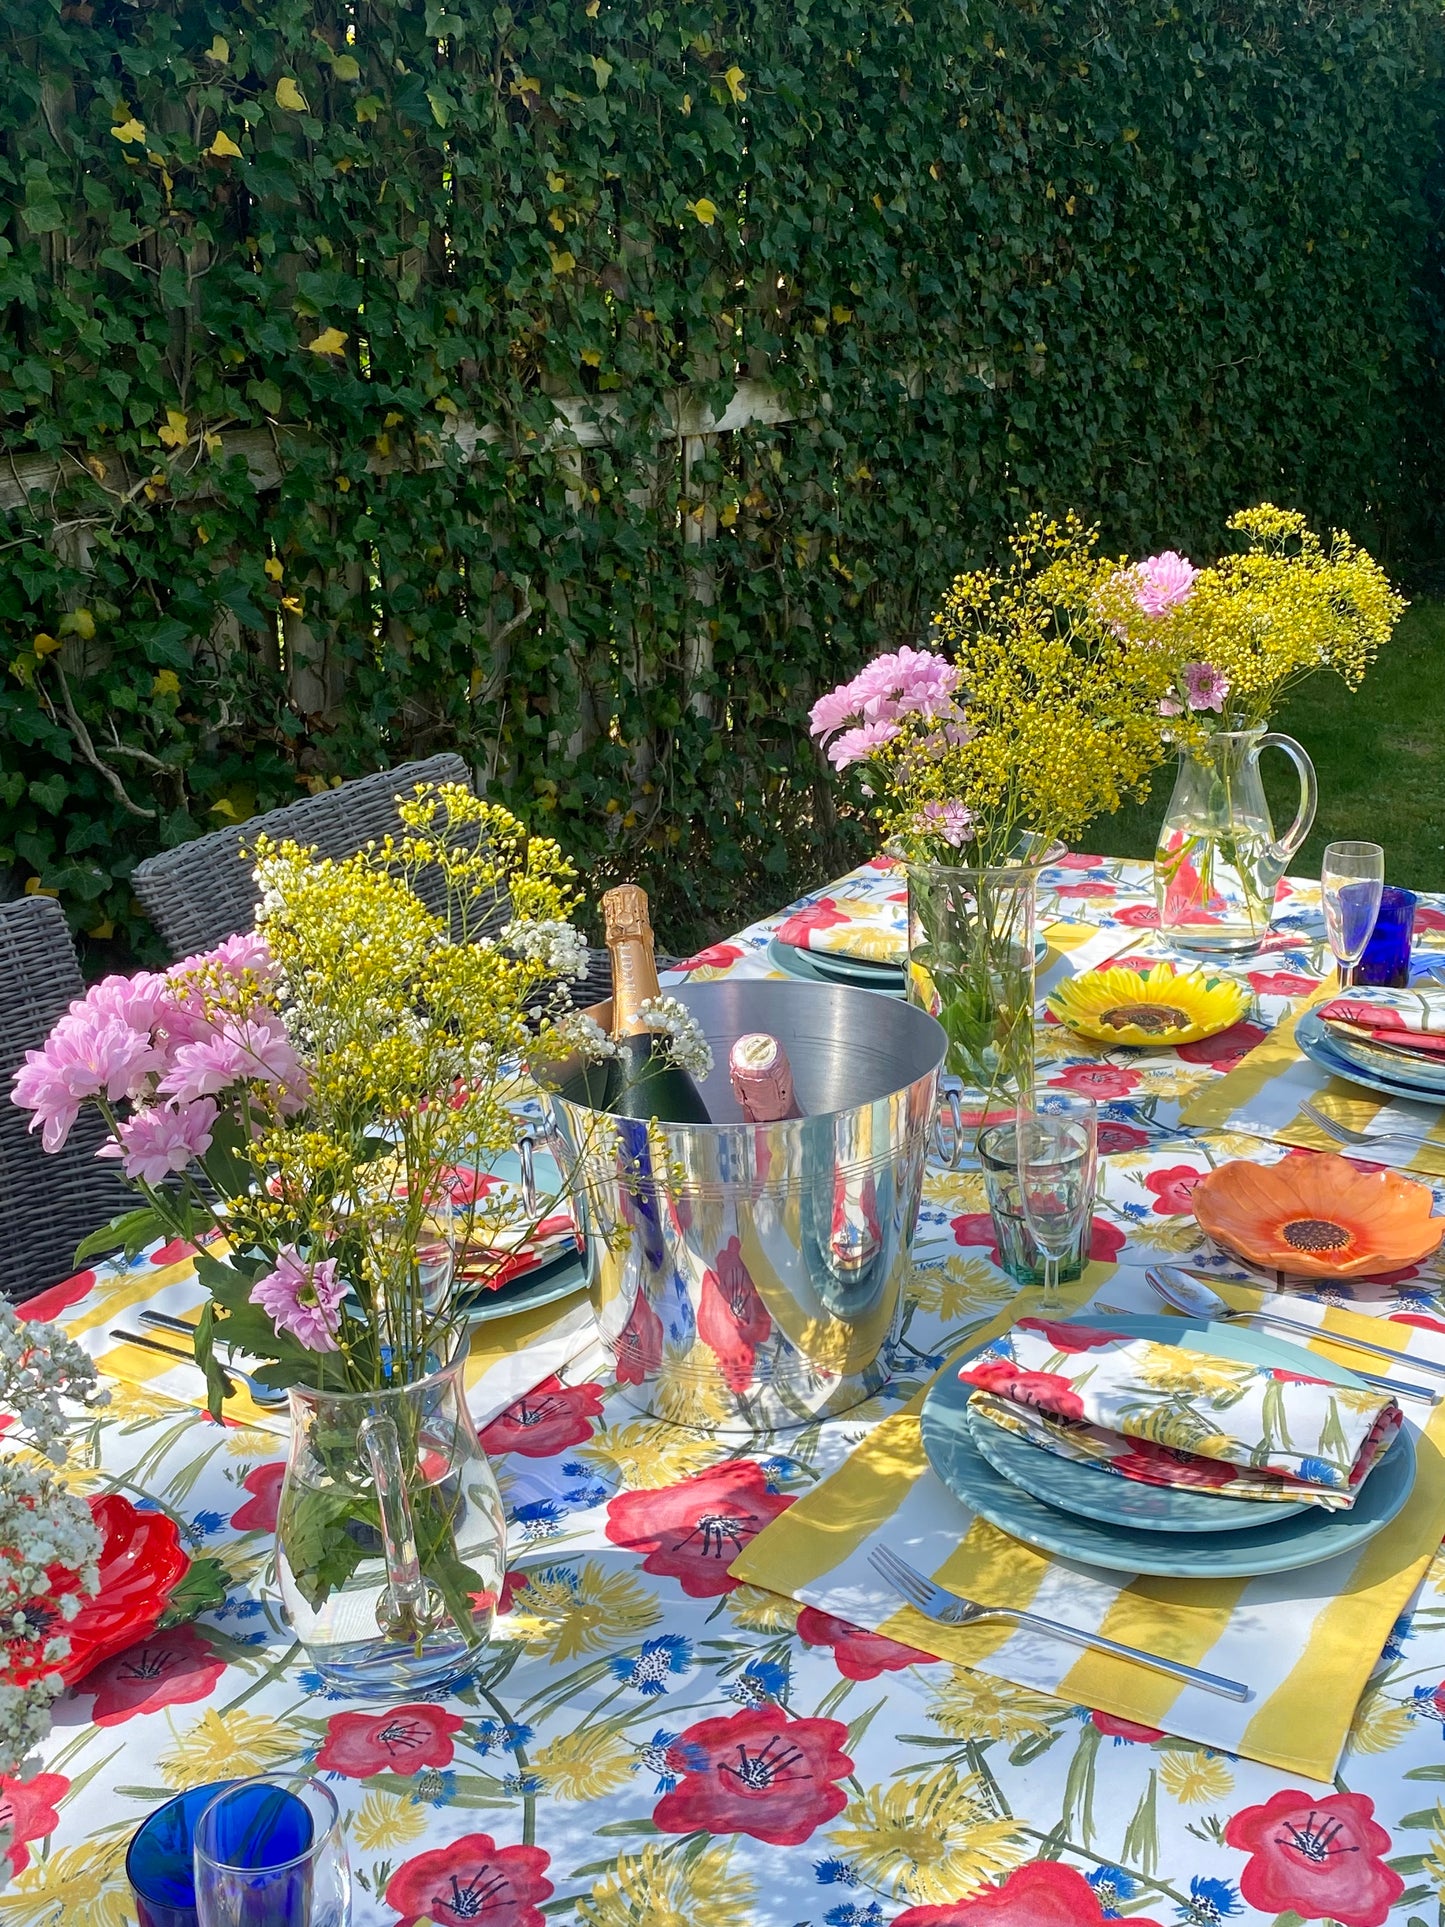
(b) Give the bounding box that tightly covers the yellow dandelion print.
[1123,1216,1206,1255]
[575,1419,722,1491]
[1157,1748,1234,1805]
[351,1793,430,1852]
[908,1259,1008,1324]
[226,1428,282,1457]
[578,1841,755,1927]
[506,1559,661,1659]
[724,1583,801,1634]
[926,1167,991,1213]
[158,1708,300,1789]
[1132,1344,1252,1400]
[0,1837,132,1927]
[829,1766,1026,1903]
[532,1724,636,1800]
[107,1381,191,1422]
[1422,1803,1445,1903]
[651,1344,732,1429]
[927,1667,1061,1747]
[1135,1063,1211,1101]
[1348,1684,1416,1754]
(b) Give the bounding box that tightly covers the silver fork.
[869,1544,1251,1701]
[1299,1098,1440,1151]
[110,1326,289,1409]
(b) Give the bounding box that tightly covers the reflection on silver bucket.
[545,982,947,1432]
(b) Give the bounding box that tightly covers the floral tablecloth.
[11,854,1445,1927]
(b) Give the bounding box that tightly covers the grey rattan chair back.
[0,897,134,1303]
[132,754,496,958]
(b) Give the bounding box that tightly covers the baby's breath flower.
[638,997,714,1078]
[502,918,589,981]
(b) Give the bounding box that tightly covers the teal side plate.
[766,937,903,996]
[1296,1008,1445,1104]
[459,1246,586,1325]
[920,1313,1416,1577]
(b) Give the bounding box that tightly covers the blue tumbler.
[1356,886,1417,989]
[127,1782,240,1927]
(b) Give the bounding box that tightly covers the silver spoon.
[1145,1266,1445,1395]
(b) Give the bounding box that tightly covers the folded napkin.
[1321,987,1445,1059]
[960,1317,1401,1510]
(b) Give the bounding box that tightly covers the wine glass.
[1017,1100,1098,1310]
[1322,841,1385,989]
[194,1775,351,1927]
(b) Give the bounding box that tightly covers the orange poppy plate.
[1191,1154,1445,1279]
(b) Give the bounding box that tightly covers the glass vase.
[904,849,1057,1143]
[1154,728,1317,956]
[276,1357,506,1697]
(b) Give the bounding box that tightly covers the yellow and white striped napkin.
[730,1275,1445,1780]
[1182,995,1445,1177]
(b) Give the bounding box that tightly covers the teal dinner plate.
[920,1314,1416,1576]
[459,1246,586,1325]
[766,937,904,996]
[1297,1007,1445,1104]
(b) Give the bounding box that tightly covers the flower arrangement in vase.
[809,514,1179,1122]
[1123,506,1404,954]
[10,781,608,1694]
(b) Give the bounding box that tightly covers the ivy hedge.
[2,0,1441,956]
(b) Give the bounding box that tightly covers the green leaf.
[74,1205,168,1267]
[157,1555,229,1627]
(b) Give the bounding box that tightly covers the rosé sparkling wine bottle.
[728,1031,803,1122]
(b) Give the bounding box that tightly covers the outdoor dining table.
[14,852,1445,1927]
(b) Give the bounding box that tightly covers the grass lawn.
[1083,598,1445,893]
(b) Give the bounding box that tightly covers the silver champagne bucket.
[544,981,947,1432]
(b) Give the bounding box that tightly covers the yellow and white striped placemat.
[1182,992,1445,1177]
[53,1244,600,1435]
[730,1276,1445,1780]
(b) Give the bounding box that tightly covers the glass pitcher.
[276,1356,506,1697]
[1154,728,1317,956]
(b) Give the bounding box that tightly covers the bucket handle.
[932,1081,967,1170]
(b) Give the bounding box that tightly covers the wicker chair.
[133,755,618,1003]
[0,898,134,1303]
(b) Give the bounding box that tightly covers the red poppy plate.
[920,1317,1414,1576]
[55,1495,190,1686]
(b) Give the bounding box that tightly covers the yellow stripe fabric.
[1181,994,1326,1130]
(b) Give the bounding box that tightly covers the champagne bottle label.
[601,884,662,1038]
[729,1032,802,1121]
[598,883,711,1124]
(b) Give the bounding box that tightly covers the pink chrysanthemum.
[913,799,976,848]
[1184,660,1231,713]
[97,1098,218,1184]
[1131,551,1198,617]
[249,1246,345,1352]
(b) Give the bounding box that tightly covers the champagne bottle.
[601,885,712,1123]
[728,1032,803,1121]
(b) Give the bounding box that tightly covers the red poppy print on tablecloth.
[150,1237,200,1265]
[1143,1164,1206,1216]
[317,1704,465,1778]
[1047,1063,1141,1101]
[498,1569,529,1615]
[775,899,851,949]
[891,1859,1165,1926]
[959,1359,1086,1422]
[0,1773,68,1877]
[231,1460,285,1533]
[697,1237,772,1393]
[1090,1711,1166,1742]
[605,1460,792,1598]
[1248,969,1319,998]
[1097,1121,1150,1156]
[1017,1318,1124,1354]
[384,1833,552,1927]
[1055,852,1108,871]
[796,1606,938,1680]
[82,1623,225,1726]
[1224,1787,1404,1927]
[478,1377,604,1459]
[614,1287,663,1387]
[950,1212,1000,1258]
[1176,1021,1266,1070]
[653,1705,852,1846]
[673,941,745,974]
[1051,880,1119,901]
[1391,1311,1445,1337]
[1113,903,1160,928]
[17,1270,96,1323]
[1086,1218,1126,1263]
[1413,905,1445,935]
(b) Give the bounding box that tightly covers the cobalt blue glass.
[1356,886,1416,989]
[193,1776,349,1927]
[127,1781,239,1927]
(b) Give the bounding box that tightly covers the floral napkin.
[1321,987,1445,1059]
[961,1317,1401,1510]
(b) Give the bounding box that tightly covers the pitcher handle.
[1256,732,1318,869]
[360,1412,442,1642]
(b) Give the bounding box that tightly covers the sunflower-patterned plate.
[1046,961,1250,1047]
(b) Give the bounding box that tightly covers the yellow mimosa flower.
[578,1842,755,1927]
[830,1766,1026,1902]
[532,1725,636,1800]
[1158,1748,1235,1804]
[158,1708,300,1789]
[351,1793,429,1851]
[506,1560,661,1659]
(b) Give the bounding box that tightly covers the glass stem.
[1041,1253,1060,1310]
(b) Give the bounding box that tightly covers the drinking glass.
[1322,841,1385,989]
[1356,885,1417,990]
[1016,1100,1098,1310]
[128,1781,238,1927]
[194,1776,350,1927]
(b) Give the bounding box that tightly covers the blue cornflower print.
[635,1729,679,1794]
[1086,1865,1138,1917]
[510,1498,566,1537]
[1382,1609,1414,1660]
[295,1669,348,1701]
[814,1860,859,1887]
[608,1634,693,1696]
[825,1905,883,1927]
[727,1657,787,1706]
[182,1509,225,1543]
[408,1768,456,1808]
[1296,1456,1342,1486]
[501,1772,543,1797]
[473,1717,534,1755]
[1177,1875,1243,1923]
